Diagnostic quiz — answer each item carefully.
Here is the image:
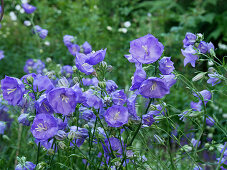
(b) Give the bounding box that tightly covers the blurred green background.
[0,0,226,87]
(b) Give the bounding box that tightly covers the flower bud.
[73,77,79,84]
[107,65,113,72]
[47,149,55,155]
[192,72,206,82]
[181,145,192,152]
[72,66,77,72]
[46,57,52,63]
[55,130,67,140]
[58,141,66,150]
[58,77,69,88]
[37,162,47,170]
[208,133,213,139]
[208,146,214,151]
[2,135,10,141]
[84,124,89,129]
[68,131,76,140]
[26,76,34,84]
[196,33,204,41]
[100,61,107,68]
[18,114,30,126]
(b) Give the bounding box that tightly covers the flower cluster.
[33,25,48,39]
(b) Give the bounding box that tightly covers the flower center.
[61,94,69,103]
[35,123,48,132]
[43,103,50,112]
[113,111,120,120]
[150,82,157,91]
[82,63,89,67]
[142,45,148,55]
[7,88,17,95]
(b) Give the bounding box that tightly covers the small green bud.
[205,143,209,148]
[68,131,76,140]
[47,149,55,155]
[72,66,77,72]
[26,75,34,84]
[98,81,106,89]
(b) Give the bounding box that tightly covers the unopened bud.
[26,76,34,84]
[47,149,55,155]
[100,61,107,68]
[72,66,77,72]
[46,57,52,63]
[192,72,206,82]
[68,131,76,140]
[58,141,66,150]
[73,77,79,84]
[55,130,67,140]
[107,65,113,72]
[58,77,69,88]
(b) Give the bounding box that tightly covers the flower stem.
[36,142,41,165]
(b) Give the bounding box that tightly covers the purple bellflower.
[33,75,54,93]
[86,49,106,65]
[68,44,80,56]
[207,73,221,86]
[183,32,197,48]
[181,45,198,67]
[106,80,118,94]
[82,41,92,54]
[63,35,74,47]
[15,161,36,170]
[0,50,4,60]
[21,3,36,14]
[0,121,6,134]
[159,57,175,75]
[35,94,54,114]
[75,53,94,75]
[130,64,146,91]
[111,89,127,105]
[198,41,208,54]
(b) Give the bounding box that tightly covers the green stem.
[36,142,41,165]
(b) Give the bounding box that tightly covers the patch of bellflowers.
[0,32,226,170]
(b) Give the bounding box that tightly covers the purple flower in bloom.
[21,3,36,14]
[86,49,106,65]
[1,76,25,106]
[56,118,68,130]
[103,137,123,157]
[106,80,118,94]
[198,41,208,54]
[139,77,170,98]
[47,87,78,115]
[190,101,202,111]
[69,126,89,147]
[159,57,175,75]
[18,114,30,126]
[79,107,96,121]
[82,77,99,86]
[24,59,45,74]
[206,116,215,126]
[35,94,54,114]
[183,32,197,48]
[181,45,198,67]
[0,50,4,60]
[142,112,155,126]
[194,90,212,105]
[63,35,74,47]
[75,53,94,75]
[82,41,92,54]
[127,94,139,119]
[61,65,73,78]
[33,75,54,93]
[83,90,103,110]
[111,90,127,105]
[161,74,177,88]
[71,84,86,104]
[68,44,80,56]
[130,64,146,91]
[39,29,48,39]
[207,73,221,86]
[129,34,164,64]
[35,139,54,150]
[31,114,58,141]
[191,138,201,147]
[0,121,6,134]
[104,105,129,127]
[15,161,36,170]
[33,25,42,33]
[124,54,138,63]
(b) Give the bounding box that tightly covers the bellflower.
[79,107,96,121]
[161,74,177,88]
[86,49,106,65]
[190,101,202,111]
[127,94,139,119]
[191,138,201,147]
[183,32,196,48]
[104,105,129,127]
[129,34,164,64]
[33,75,54,93]
[47,87,78,115]
[142,112,155,126]
[111,90,127,105]
[82,77,99,86]
[207,73,221,86]
[56,118,68,130]
[71,84,86,104]
[181,45,198,67]
[207,42,214,53]
[206,116,215,126]
[82,41,92,54]
[24,59,45,74]
[106,80,118,94]
[83,90,103,110]
[18,114,30,126]
[1,76,25,106]
[68,44,80,56]
[0,121,6,134]
[103,137,123,157]
[61,65,73,78]
[35,94,54,114]
[69,126,89,147]
[198,41,208,54]
[39,29,48,39]
[33,25,42,33]
[15,161,36,170]
[31,114,58,141]
[63,35,74,47]
[21,3,36,14]
[159,57,175,75]
[0,50,4,60]
[75,53,94,75]
[130,64,146,91]
[194,90,212,105]
[124,54,138,63]
[139,77,170,98]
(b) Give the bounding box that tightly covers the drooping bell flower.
[129,34,164,64]
[82,41,92,54]
[86,48,106,65]
[142,112,155,126]
[18,114,30,126]
[191,138,201,148]
[183,32,196,48]
[130,64,146,91]
[111,89,127,105]
[193,90,212,105]
[139,77,170,98]
[79,107,96,121]
[181,45,198,67]
[68,44,80,56]
[127,93,139,120]
[160,74,177,88]
[35,94,54,114]
[190,101,202,111]
[82,77,99,87]
[69,126,89,147]
[207,42,214,53]
[39,29,48,39]
[21,3,36,14]
[71,84,86,104]
[63,35,74,47]
[75,53,94,75]
[1,76,25,106]
[83,89,103,110]
[159,57,175,75]
[47,87,78,115]
[106,80,118,94]
[102,137,123,157]
[198,41,208,54]
[207,72,221,86]
[31,114,58,141]
[33,75,54,93]
[124,54,138,63]
[104,105,129,127]
[206,116,215,126]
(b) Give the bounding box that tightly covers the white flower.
[20,8,25,14]
[118,28,127,33]
[44,41,50,46]
[124,21,131,28]
[9,12,17,21]
[106,26,112,31]
[24,20,31,26]
[15,5,21,11]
